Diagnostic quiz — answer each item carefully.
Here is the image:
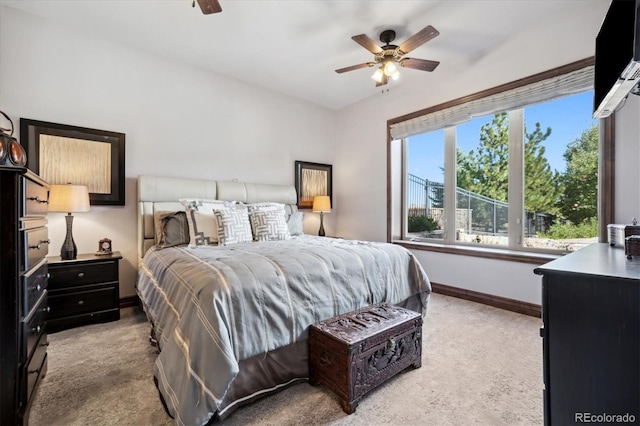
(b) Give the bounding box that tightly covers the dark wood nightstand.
[46,252,122,332]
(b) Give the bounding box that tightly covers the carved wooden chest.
[625,234,640,258]
[308,303,423,414]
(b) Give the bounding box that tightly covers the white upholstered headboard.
[137,175,298,260]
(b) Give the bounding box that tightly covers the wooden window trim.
[387,57,614,253]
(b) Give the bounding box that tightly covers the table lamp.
[48,184,90,260]
[312,195,331,237]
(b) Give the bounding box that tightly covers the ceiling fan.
[192,0,222,14]
[336,26,440,87]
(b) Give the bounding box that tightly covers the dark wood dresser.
[534,243,640,425]
[46,252,121,332]
[0,167,50,425]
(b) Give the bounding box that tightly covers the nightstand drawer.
[48,260,118,288]
[46,252,121,332]
[49,286,117,318]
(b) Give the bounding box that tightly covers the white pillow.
[246,202,286,213]
[249,209,291,242]
[179,199,234,247]
[179,198,232,212]
[214,208,253,246]
[287,211,304,236]
[186,210,219,246]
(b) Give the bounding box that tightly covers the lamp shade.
[48,184,91,213]
[312,195,331,213]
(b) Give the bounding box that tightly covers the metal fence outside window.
[407,173,550,236]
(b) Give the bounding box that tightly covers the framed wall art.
[295,160,332,209]
[21,118,126,205]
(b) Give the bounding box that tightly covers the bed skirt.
[145,293,426,423]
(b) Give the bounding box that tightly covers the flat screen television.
[593,0,640,118]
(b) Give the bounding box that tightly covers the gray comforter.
[136,235,431,425]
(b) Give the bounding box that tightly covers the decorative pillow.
[154,211,190,248]
[249,209,291,242]
[287,211,304,236]
[283,204,298,218]
[187,210,219,246]
[214,208,253,246]
[179,198,232,212]
[180,199,234,246]
[246,202,286,213]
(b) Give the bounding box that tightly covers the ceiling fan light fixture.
[338,25,439,87]
[371,67,384,83]
[383,61,398,76]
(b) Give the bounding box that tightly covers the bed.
[135,175,431,425]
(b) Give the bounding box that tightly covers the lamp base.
[318,212,326,237]
[60,214,78,260]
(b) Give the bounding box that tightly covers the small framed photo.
[295,161,332,209]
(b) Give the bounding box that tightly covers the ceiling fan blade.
[376,73,389,87]
[196,0,222,14]
[351,34,383,54]
[398,25,439,54]
[400,58,440,72]
[335,62,376,74]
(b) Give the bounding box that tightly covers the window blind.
[390,65,594,140]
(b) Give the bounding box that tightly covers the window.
[522,92,599,252]
[392,60,610,255]
[454,114,511,246]
[407,129,445,240]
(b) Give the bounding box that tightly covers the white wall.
[614,95,640,224]
[4,3,637,308]
[0,7,337,298]
[333,3,634,306]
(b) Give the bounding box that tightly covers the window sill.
[394,240,563,265]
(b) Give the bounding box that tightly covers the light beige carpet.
[29,293,543,426]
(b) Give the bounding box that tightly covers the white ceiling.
[1,0,611,110]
